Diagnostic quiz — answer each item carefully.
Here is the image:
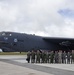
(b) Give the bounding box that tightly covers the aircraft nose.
[0,36,6,45]
[0,36,4,41]
[0,37,3,47]
[0,36,9,48]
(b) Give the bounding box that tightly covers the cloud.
[0,0,74,37]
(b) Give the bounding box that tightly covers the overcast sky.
[0,0,74,37]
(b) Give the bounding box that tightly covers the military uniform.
[62,51,66,64]
[36,50,41,63]
[45,51,50,63]
[58,50,62,63]
[67,52,71,64]
[26,51,31,63]
[54,51,59,63]
[72,52,74,63]
[71,50,74,64]
[41,51,46,63]
[50,51,54,63]
[31,50,35,63]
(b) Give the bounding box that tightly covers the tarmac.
[0,55,74,75]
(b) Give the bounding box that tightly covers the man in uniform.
[58,50,62,63]
[31,50,35,63]
[62,51,66,64]
[26,51,31,63]
[67,52,71,64]
[54,51,59,63]
[50,51,54,63]
[41,50,46,63]
[72,50,74,64]
[36,50,41,63]
[45,51,50,63]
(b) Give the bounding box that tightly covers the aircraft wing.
[43,37,74,46]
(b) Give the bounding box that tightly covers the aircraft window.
[9,34,12,36]
[2,33,5,36]
[4,37,8,40]
[14,38,18,42]
[2,33,12,36]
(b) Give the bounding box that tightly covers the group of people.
[26,50,74,64]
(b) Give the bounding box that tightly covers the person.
[26,51,31,63]
[58,50,62,63]
[62,51,66,64]
[36,50,41,63]
[50,51,54,63]
[31,50,35,63]
[45,51,50,63]
[54,51,59,63]
[41,50,46,63]
[67,52,71,64]
[70,51,72,64]
[72,50,74,64]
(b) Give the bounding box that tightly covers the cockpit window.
[2,33,6,36]
[4,37,8,40]
[9,34,12,36]
[1,32,12,36]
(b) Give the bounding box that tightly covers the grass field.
[0,52,27,55]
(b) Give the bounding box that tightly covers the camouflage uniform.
[58,50,62,63]
[54,51,59,63]
[41,51,46,63]
[62,51,66,64]
[45,51,50,63]
[50,51,54,63]
[31,50,35,63]
[26,51,31,63]
[67,52,71,64]
[36,50,41,63]
[72,52,74,63]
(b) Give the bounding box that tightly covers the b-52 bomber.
[0,31,74,52]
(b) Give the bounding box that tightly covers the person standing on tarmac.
[45,51,50,63]
[62,51,66,64]
[58,50,62,63]
[54,51,59,63]
[67,52,71,64]
[72,50,74,64]
[31,50,35,63]
[36,50,41,63]
[41,50,46,63]
[26,51,31,63]
[50,51,54,63]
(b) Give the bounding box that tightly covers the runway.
[0,55,74,75]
